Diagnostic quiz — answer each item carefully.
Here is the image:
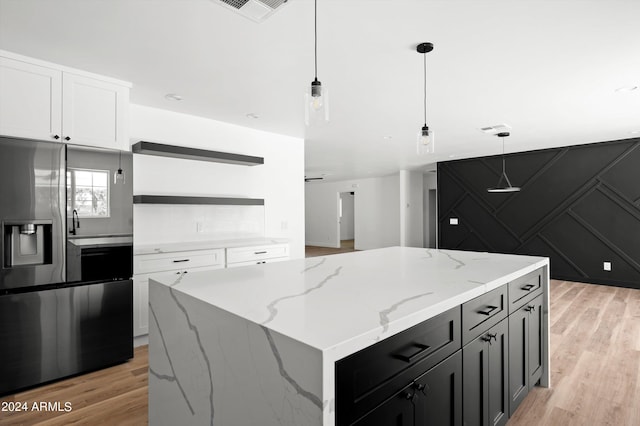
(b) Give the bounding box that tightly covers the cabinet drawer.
[225,257,289,268]
[336,306,461,425]
[462,285,508,345]
[226,244,289,264]
[508,269,543,313]
[134,249,225,274]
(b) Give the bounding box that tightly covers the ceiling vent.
[480,124,512,134]
[213,0,289,23]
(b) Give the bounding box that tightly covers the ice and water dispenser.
[3,221,53,268]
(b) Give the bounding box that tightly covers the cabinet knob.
[64,136,71,141]
[53,134,60,140]
[402,391,417,402]
[414,382,429,395]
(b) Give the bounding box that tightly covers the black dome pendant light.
[417,42,434,154]
[305,0,329,125]
[487,132,520,193]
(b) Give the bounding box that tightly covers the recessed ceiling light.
[383,135,393,140]
[615,86,638,93]
[448,154,456,158]
[164,93,183,101]
[480,124,512,134]
[631,130,640,134]
[246,113,260,119]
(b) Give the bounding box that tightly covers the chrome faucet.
[70,209,80,235]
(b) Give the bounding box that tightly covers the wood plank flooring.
[1,280,638,425]
[305,239,356,257]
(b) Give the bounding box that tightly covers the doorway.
[339,192,355,250]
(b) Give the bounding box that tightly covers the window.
[67,169,110,217]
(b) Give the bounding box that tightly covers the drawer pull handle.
[525,305,536,312]
[478,305,498,316]
[254,251,268,255]
[393,343,431,363]
[172,259,190,263]
[521,284,535,291]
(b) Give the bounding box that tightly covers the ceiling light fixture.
[246,113,260,119]
[417,42,435,155]
[615,86,638,93]
[114,150,125,185]
[487,132,520,193]
[304,0,329,125]
[164,93,183,101]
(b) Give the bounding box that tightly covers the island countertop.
[150,247,547,362]
[149,247,549,426]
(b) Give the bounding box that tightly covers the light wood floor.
[1,280,638,425]
[305,239,356,257]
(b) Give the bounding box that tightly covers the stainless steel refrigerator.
[0,136,133,395]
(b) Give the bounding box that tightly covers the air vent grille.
[211,0,289,22]
[257,0,287,9]
[219,0,249,9]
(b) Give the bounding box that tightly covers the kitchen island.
[148,247,549,426]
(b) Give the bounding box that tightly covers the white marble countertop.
[134,237,288,256]
[68,236,133,248]
[151,247,548,360]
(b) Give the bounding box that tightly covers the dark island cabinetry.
[336,267,547,426]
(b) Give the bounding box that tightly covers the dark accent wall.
[438,138,640,289]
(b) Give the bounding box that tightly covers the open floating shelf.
[133,195,264,206]
[132,141,264,166]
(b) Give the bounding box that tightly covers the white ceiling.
[1,0,639,182]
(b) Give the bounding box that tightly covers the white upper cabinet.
[0,57,62,141]
[62,72,129,150]
[0,50,131,150]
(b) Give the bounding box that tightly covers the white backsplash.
[134,204,265,245]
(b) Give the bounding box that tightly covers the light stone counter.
[148,247,549,426]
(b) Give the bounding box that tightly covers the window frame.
[66,168,111,218]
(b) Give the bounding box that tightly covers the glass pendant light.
[487,132,520,193]
[305,0,329,125]
[114,150,125,184]
[417,42,434,155]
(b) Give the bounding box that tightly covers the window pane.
[93,172,107,187]
[75,170,93,187]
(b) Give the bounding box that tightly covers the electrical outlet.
[450,218,459,225]
[603,261,612,271]
[196,222,204,233]
[281,221,288,231]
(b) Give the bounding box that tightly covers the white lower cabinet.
[133,249,225,337]
[226,243,290,267]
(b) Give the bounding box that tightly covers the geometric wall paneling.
[438,137,640,289]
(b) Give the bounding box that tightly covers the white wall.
[339,192,355,240]
[423,172,438,248]
[130,104,305,259]
[399,170,424,248]
[305,175,400,250]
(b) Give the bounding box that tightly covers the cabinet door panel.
[488,320,509,426]
[527,294,544,388]
[414,351,462,426]
[0,57,62,141]
[463,336,489,426]
[352,385,414,426]
[508,307,529,416]
[62,73,129,150]
[133,274,150,336]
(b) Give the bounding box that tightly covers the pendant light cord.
[423,51,427,126]
[314,0,318,80]
[502,138,506,173]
